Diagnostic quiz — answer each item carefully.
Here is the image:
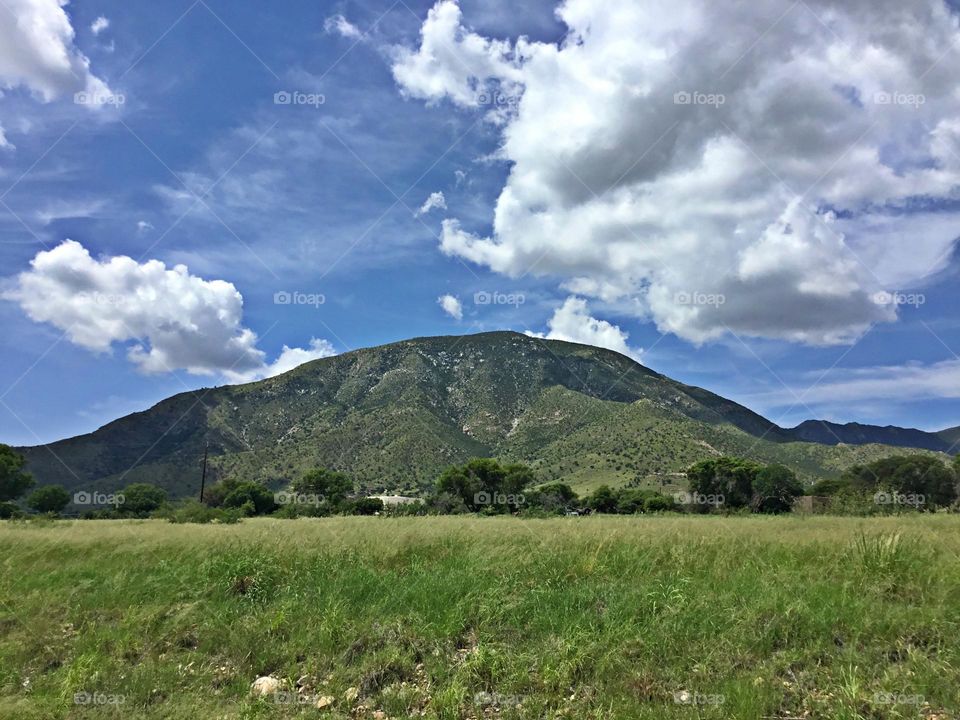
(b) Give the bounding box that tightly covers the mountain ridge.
[12,331,952,497]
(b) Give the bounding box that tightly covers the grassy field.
[1,516,958,719]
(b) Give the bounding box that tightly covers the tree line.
[2,442,958,522]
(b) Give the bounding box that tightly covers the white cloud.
[324,14,361,39]
[136,220,154,233]
[6,240,335,380]
[752,359,960,410]
[526,296,642,360]
[391,0,524,110]
[0,0,112,101]
[227,338,336,383]
[90,16,109,36]
[397,0,960,346]
[0,125,13,150]
[416,191,447,216]
[437,293,463,319]
[34,198,107,225]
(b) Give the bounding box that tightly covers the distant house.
[368,495,420,506]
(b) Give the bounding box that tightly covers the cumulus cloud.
[391,0,524,109]
[416,191,447,216]
[437,293,463,319]
[324,14,362,39]
[227,338,336,383]
[396,0,960,346]
[6,240,335,380]
[0,0,112,101]
[526,296,642,360]
[90,16,109,36]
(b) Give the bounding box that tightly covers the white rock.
[250,676,281,697]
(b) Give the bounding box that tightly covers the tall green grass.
[0,516,958,719]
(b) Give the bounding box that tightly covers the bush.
[0,501,24,519]
[843,455,958,509]
[26,485,71,515]
[221,481,277,515]
[349,497,384,515]
[163,500,244,524]
[643,493,677,512]
[119,483,167,516]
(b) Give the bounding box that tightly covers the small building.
[368,495,420,506]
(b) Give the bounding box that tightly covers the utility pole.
[199,442,209,503]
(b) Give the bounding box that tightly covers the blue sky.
[2,0,960,446]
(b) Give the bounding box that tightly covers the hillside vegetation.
[16,332,948,498]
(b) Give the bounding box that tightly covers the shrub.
[843,455,958,509]
[164,500,244,524]
[119,483,167,516]
[221,481,277,515]
[350,497,384,515]
[0,501,24,519]
[26,485,71,515]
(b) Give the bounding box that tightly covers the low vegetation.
[1,515,959,719]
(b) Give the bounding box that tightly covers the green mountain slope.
[14,331,944,497]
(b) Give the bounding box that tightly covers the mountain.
[789,420,955,453]
[13,331,948,498]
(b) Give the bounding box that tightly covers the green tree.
[0,444,33,502]
[435,458,534,512]
[119,483,167,516]
[587,485,618,513]
[752,464,803,513]
[687,457,762,509]
[292,468,353,505]
[26,485,71,515]
[222,481,277,515]
[843,455,957,508]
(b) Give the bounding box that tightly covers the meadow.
[0,515,958,719]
